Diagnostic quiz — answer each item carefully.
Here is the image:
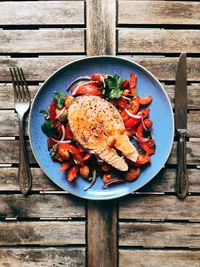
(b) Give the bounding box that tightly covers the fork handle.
[18,115,32,195]
[176,129,188,199]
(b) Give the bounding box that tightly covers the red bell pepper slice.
[65,126,74,140]
[129,99,140,114]
[115,98,129,109]
[130,73,137,95]
[90,74,104,86]
[47,138,57,150]
[125,108,150,129]
[60,161,73,172]
[138,95,152,105]
[67,165,79,182]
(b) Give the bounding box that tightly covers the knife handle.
[176,129,188,199]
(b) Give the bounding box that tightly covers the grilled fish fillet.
[68,95,138,171]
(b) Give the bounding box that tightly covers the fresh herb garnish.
[40,110,49,120]
[41,120,57,137]
[53,92,66,109]
[103,75,125,99]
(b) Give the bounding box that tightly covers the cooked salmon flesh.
[68,95,139,171]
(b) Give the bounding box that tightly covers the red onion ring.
[66,76,91,91]
[124,108,142,119]
[102,178,124,189]
[84,170,97,191]
[133,136,150,143]
[55,107,65,120]
[122,95,131,101]
[50,125,71,144]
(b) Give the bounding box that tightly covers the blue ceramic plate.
[29,56,174,200]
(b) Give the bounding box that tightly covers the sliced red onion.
[133,136,150,143]
[141,116,149,132]
[84,170,97,191]
[102,178,124,189]
[55,107,65,120]
[72,81,99,96]
[122,95,131,101]
[66,76,91,91]
[50,125,71,144]
[125,108,142,119]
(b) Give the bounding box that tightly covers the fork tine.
[20,68,31,102]
[13,68,23,101]
[17,68,27,101]
[10,68,18,101]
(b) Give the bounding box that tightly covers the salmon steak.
[68,95,139,171]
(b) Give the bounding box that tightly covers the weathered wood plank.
[1,83,200,109]
[1,112,199,137]
[0,221,85,245]
[118,29,200,53]
[119,195,200,220]
[0,194,85,218]
[140,168,200,193]
[0,167,58,191]
[87,1,117,267]
[121,56,200,81]
[119,249,200,267]
[0,140,199,165]
[118,1,200,25]
[0,29,84,53]
[0,1,84,25]
[87,0,116,55]
[0,167,199,193]
[119,222,200,248]
[0,248,85,267]
[0,56,199,81]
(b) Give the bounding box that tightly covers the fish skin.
[68,95,138,171]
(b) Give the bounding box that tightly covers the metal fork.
[10,68,32,195]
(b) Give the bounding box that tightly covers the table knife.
[175,53,188,199]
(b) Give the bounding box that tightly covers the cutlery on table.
[10,68,32,195]
[175,53,188,199]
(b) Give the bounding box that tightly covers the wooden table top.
[0,1,199,266]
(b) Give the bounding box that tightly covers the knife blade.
[175,53,188,199]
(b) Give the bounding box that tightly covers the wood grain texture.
[0,140,199,165]
[120,56,200,81]
[140,168,200,193]
[0,167,199,193]
[0,248,85,267]
[87,201,117,267]
[0,56,199,81]
[1,112,199,137]
[119,249,200,267]
[87,1,117,267]
[0,221,85,245]
[0,1,84,25]
[119,195,200,220]
[118,1,200,25]
[0,194,85,218]
[1,83,200,109]
[0,29,84,53]
[119,222,200,248]
[87,0,116,55]
[118,29,200,53]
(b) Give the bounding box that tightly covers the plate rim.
[28,55,174,200]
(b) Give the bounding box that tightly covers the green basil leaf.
[41,120,57,137]
[53,92,66,109]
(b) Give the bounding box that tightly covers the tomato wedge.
[49,100,56,123]
[90,74,104,86]
[71,83,102,97]
[125,167,140,181]
[47,138,57,150]
[67,165,79,182]
[139,139,156,155]
[129,99,140,114]
[121,79,129,89]
[57,143,82,163]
